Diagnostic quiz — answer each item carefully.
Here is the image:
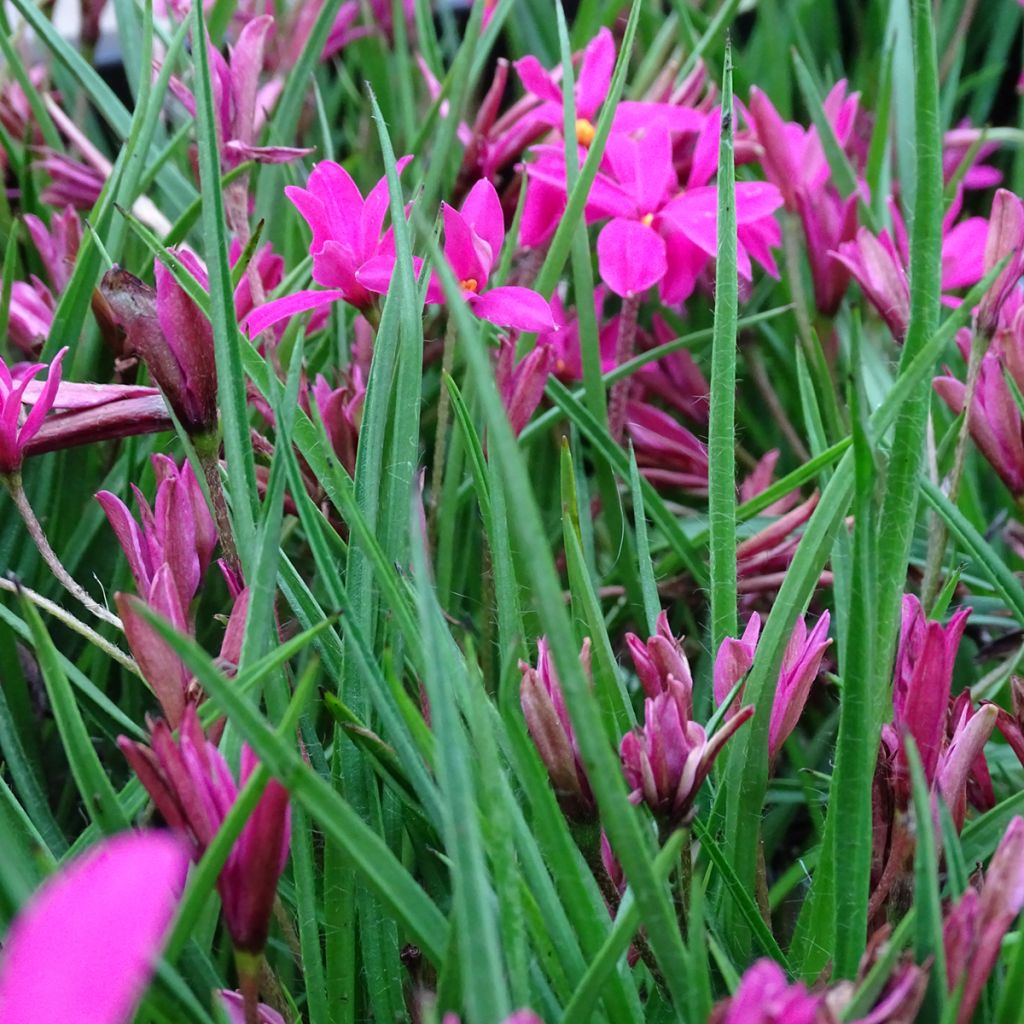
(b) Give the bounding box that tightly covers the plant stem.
[428,318,458,541]
[921,327,987,608]
[194,436,243,583]
[3,473,123,630]
[607,294,640,442]
[0,574,138,674]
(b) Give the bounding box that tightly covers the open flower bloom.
[119,707,291,954]
[520,638,595,820]
[0,348,66,474]
[0,832,188,1024]
[408,178,554,331]
[943,817,1024,1024]
[710,959,822,1024]
[244,159,413,335]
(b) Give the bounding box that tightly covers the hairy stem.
[607,294,640,442]
[3,473,122,630]
[195,437,243,583]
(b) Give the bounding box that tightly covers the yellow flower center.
[575,118,596,147]
[460,278,479,293]
[641,213,655,227]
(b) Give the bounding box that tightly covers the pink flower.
[520,638,595,821]
[977,188,1024,336]
[244,159,413,335]
[310,369,366,476]
[711,959,821,1024]
[218,990,287,1024]
[167,16,311,169]
[626,401,709,494]
[635,315,710,425]
[7,280,55,355]
[119,706,291,954]
[416,179,554,331]
[23,205,81,292]
[834,198,987,341]
[0,832,188,1024]
[768,613,831,759]
[32,148,104,209]
[620,671,752,826]
[0,348,67,474]
[537,288,617,382]
[625,611,694,700]
[100,254,219,436]
[943,817,1024,1024]
[495,337,554,435]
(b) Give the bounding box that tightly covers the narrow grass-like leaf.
[18,594,128,835]
[707,44,738,651]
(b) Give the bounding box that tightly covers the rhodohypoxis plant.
[0,832,188,1023]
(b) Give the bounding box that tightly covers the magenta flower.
[520,638,595,820]
[23,205,81,292]
[0,348,66,474]
[712,959,821,1024]
[218,991,287,1024]
[626,401,709,494]
[100,254,218,437]
[244,159,413,336]
[415,178,554,331]
[167,16,311,169]
[620,671,752,827]
[749,81,867,316]
[8,279,55,355]
[515,28,703,145]
[310,369,366,477]
[889,596,971,790]
[0,832,188,1024]
[833,198,987,342]
[977,188,1024,336]
[934,342,1024,496]
[635,314,710,425]
[32,148,104,209]
[625,611,694,700]
[119,706,291,955]
[943,817,1024,1024]
[538,288,618,382]
[495,337,554,435]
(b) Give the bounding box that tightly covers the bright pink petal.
[242,290,346,337]
[514,55,562,104]
[442,202,489,283]
[596,219,667,298]
[460,178,505,271]
[469,286,555,332]
[0,832,188,1024]
[576,28,615,119]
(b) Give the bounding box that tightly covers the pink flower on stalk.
[833,198,987,342]
[309,369,366,477]
[977,188,1024,336]
[710,959,822,1024]
[243,159,413,336]
[0,832,188,1024]
[943,817,1024,1024]
[934,343,1024,496]
[748,81,864,315]
[520,638,595,821]
[620,667,753,827]
[625,611,695,700]
[167,16,311,169]
[100,254,218,437]
[411,179,554,332]
[536,288,618,383]
[495,337,554,435]
[0,348,66,474]
[119,706,291,955]
[514,28,704,146]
